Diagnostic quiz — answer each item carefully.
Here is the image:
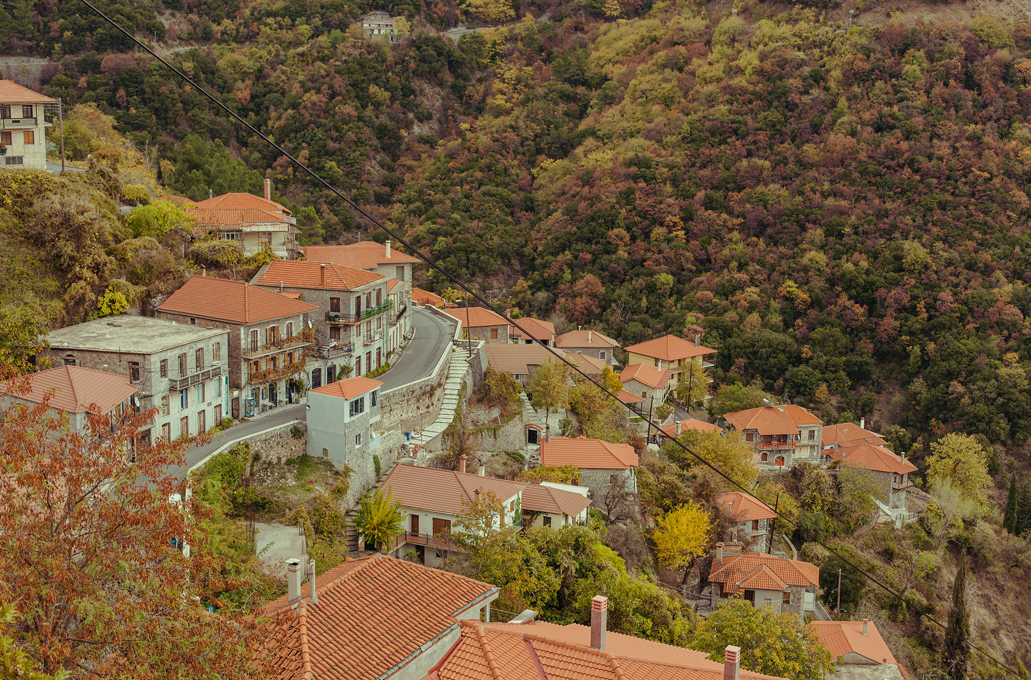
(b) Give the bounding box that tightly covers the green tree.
[0,306,50,375]
[675,357,710,411]
[1017,483,1031,536]
[666,429,759,492]
[927,434,993,510]
[126,200,196,238]
[1003,474,1018,534]
[529,360,570,434]
[942,552,970,680]
[708,381,775,418]
[354,489,405,551]
[820,554,866,616]
[653,501,712,583]
[0,605,68,679]
[454,490,523,589]
[692,599,836,680]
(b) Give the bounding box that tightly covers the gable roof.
[554,329,620,350]
[715,492,778,522]
[736,564,788,591]
[620,363,675,389]
[309,376,384,400]
[195,192,291,214]
[157,276,318,324]
[509,317,555,342]
[413,287,445,307]
[261,554,497,680]
[485,344,567,376]
[723,405,822,436]
[0,366,137,415]
[658,418,721,439]
[822,422,887,448]
[624,335,716,361]
[0,80,56,103]
[568,352,607,375]
[616,388,645,404]
[828,444,917,475]
[190,207,291,228]
[708,552,819,595]
[254,260,384,291]
[540,437,639,470]
[808,621,897,665]
[520,484,592,517]
[386,278,401,292]
[442,306,510,329]
[302,242,421,269]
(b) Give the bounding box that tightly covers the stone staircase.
[410,346,471,449]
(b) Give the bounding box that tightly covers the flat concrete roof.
[46,316,227,354]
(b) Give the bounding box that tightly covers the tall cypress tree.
[1017,483,1031,537]
[1003,474,1018,534]
[943,552,970,680]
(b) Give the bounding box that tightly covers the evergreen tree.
[942,552,970,680]
[1003,474,1018,534]
[1018,483,1031,537]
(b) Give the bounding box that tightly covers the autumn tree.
[652,501,712,583]
[529,360,570,433]
[454,491,524,591]
[675,357,710,411]
[927,434,993,510]
[666,429,759,493]
[708,382,775,419]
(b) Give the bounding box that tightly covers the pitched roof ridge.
[606,652,627,679]
[295,601,315,679]
[62,364,81,410]
[473,624,505,680]
[315,553,381,595]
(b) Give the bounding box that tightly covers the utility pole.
[464,290,472,359]
[837,569,842,614]
[58,97,65,173]
[768,493,779,554]
[646,395,654,443]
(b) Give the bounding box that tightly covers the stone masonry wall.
[247,421,308,463]
[380,357,449,433]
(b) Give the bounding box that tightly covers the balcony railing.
[168,365,222,391]
[249,359,307,384]
[362,301,392,320]
[0,117,37,129]
[242,333,311,359]
[755,439,795,449]
[892,481,914,492]
[326,311,361,324]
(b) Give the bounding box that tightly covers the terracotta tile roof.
[509,317,555,342]
[0,80,56,103]
[658,418,721,438]
[822,422,886,448]
[309,376,384,400]
[624,335,716,361]
[709,553,819,595]
[254,260,384,291]
[195,192,291,215]
[520,484,592,517]
[617,388,645,403]
[723,405,821,436]
[735,564,788,591]
[386,278,401,292]
[485,344,567,376]
[302,242,421,269]
[554,329,620,350]
[808,621,897,665]
[157,276,317,324]
[715,492,778,522]
[568,353,607,375]
[262,554,497,680]
[540,437,639,470]
[413,287,445,307]
[190,207,292,228]
[828,444,917,475]
[442,306,510,329]
[157,194,196,207]
[0,366,137,414]
[620,363,674,389]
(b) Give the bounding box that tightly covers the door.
[197,410,206,434]
[232,397,239,419]
[180,416,189,438]
[432,518,451,538]
[411,514,420,536]
[269,381,277,405]
[376,348,381,368]
[312,369,322,388]
[527,428,538,444]
[214,404,222,424]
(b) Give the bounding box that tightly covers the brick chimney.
[460,454,467,474]
[862,619,868,635]
[264,178,271,201]
[716,542,724,564]
[385,240,391,258]
[590,595,607,651]
[724,646,741,680]
[286,558,303,603]
[860,417,865,429]
[320,263,326,286]
[309,559,319,605]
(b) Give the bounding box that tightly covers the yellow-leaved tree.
[652,500,712,583]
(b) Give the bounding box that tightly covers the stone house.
[360,11,397,41]
[809,620,909,680]
[539,437,639,516]
[826,443,917,523]
[156,275,318,419]
[623,334,716,385]
[707,544,819,617]
[0,80,53,171]
[0,365,138,435]
[554,329,620,367]
[822,420,887,451]
[509,317,556,346]
[619,362,675,406]
[714,491,778,552]
[43,317,229,444]
[189,181,298,259]
[484,344,569,387]
[723,404,823,470]
[251,260,390,384]
[442,306,512,344]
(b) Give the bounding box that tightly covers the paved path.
[379,307,454,391]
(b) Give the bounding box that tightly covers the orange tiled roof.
[617,388,645,403]
[620,363,675,389]
[386,278,400,292]
[254,260,384,291]
[540,437,639,470]
[195,192,291,214]
[485,344,567,376]
[303,242,421,269]
[568,353,607,375]
[520,484,592,517]
[723,405,821,436]
[0,366,137,415]
[658,418,721,438]
[828,444,917,475]
[190,207,292,228]
[262,554,497,680]
[554,329,620,349]
[0,80,56,103]
[157,276,317,324]
[413,287,445,307]
[736,564,788,591]
[442,306,510,329]
[709,552,819,595]
[809,620,897,664]
[509,317,555,342]
[715,492,778,522]
[309,376,384,400]
[624,335,716,361]
[822,422,886,448]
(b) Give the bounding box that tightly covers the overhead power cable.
[77,3,1018,676]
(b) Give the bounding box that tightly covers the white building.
[0,80,54,171]
[306,376,384,472]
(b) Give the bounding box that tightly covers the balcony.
[362,301,392,320]
[755,439,795,450]
[248,359,307,384]
[364,331,383,344]
[168,365,222,391]
[326,311,361,324]
[0,117,37,129]
[242,333,311,359]
[892,480,914,492]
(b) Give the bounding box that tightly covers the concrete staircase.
[410,346,471,449]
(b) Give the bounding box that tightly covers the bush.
[373,454,381,477]
[290,424,304,439]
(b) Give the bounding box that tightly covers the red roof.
[0,80,56,103]
[0,366,137,414]
[261,554,497,680]
[195,192,291,214]
[809,620,898,664]
[520,484,592,517]
[708,552,819,595]
[157,276,317,324]
[828,444,917,475]
[658,418,721,438]
[509,317,555,342]
[309,376,384,400]
[485,344,566,376]
[413,287,445,307]
[715,492,778,522]
[303,242,421,269]
[540,437,638,470]
[624,335,716,361]
[254,260,384,291]
[723,405,822,436]
[620,363,674,389]
[568,353,607,375]
[442,306,509,329]
[554,329,620,350]
[616,388,645,403]
[822,422,887,448]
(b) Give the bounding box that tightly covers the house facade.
[539,437,639,515]
[442,306,511,344]
[360,11,397,41]
[43,317,229,444]
[714,492,778,552]
[809,620,909,680]
[156,275,318,419]
[554,329,620,367]
[0,80,53,171]
[189,181,298,259]
[623,334,716,385]
[306,376,384,478]
[484,344,569,387]
[723,405,823,470]
[509,317,556,346]
[707,545,819,617]
[619,362,675,406]
[827,443,917,523]
[0,366,138,434]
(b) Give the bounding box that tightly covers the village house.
[484,344,569,387]
[413,287,445,308]
[822,419,887,450]
[251,260,389,384]
[306,376,383,477]
[539,436,639,516]
[714,491,778,552]
[509,317,556,346]
[156,276,318,419]
[707,544,819,616]
[0,366,138,435]
[302,240,420,353]
[826,443,917,525]
[360,11,397,41]
[809,620,909,680]
[189,180,298,259]
[0,80,54,171]
[43,317,229,445]
[442,306,512,344]
[554,329,620,366]
[619,362,675,406]
[567,352,607,377]
[723,404,823,469]
[623,334,716,385]
[654,417,721,444]
[260,553,498,680]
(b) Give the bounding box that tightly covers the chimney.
[728,501,733,517]
[286,558,303,603]
[460,454,467,474]
[264,178,271,201]
[588,330,593,343]
[860,417,865,429]
[716,542,724,564]
[724,646,741,680]
[862,619,868,636]
[385,239,391,258]
[309,560,319,605]
[590,596,608,651]
[201,267,206,277]
[320,263,326,286]
[695,333,701,347]
[279,280,284,293]
[478,462,486,477]
[675,420,682,437]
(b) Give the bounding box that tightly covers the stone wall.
[247,421,308,463]
[381,357,449,433]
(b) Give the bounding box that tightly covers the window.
[322,447,328,458]
[760,453,768,462]
[366,321,372,336]
[366,352,371,372]
[250,361,260,379]
[161,423,171,441]
[509,500,515,511]
[287,352,294,365]
[354,296,362,316]
[189,318,196,325]
[0,131,9,145]
[355,357,361,375]
[63,355,76,366]
[330,327,341,341]
[286,322,293,338]
[266,326,278,346]
[311,368,322,388]
[327,365,336,383]
[746,432,754,441]
[269,356,278,372]
[160,395,169,416]
[808,429,815,441]
[180,416,189,438]
[377,317,382,330]
[250,330,259,352]
[396,265,405,281]
[610,474,618,485]
[543,515,552,527]
[751,519,759,531]
[355,433,362,446]
[180,389,189,410]
[376,288,382,306]
[376,348,381,368]
[197,410,206,434]
[128,361,140,383]
[782,592,791,605]
[490,328,498,340]
[349,396,366,417]
[365,292,372,308]
[23,130,34,145]
[178,353,187,377]
[600,351,606,359]
[160,359,168,378]
[22,105,32,118]
[196,382,205,403]
[0,106,9,119]
[214,404,221,423]
[371,391,377,407]
[195,348,204,371]
[213,343,221,361]
[763,598,772,608]
[4,156,24,166]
